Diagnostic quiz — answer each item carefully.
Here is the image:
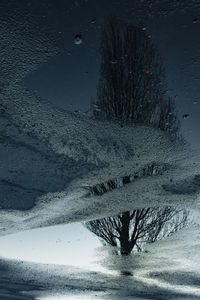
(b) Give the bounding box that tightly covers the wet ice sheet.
[1,108,200,236]
[2,83,200,235]
[1,0,200,237]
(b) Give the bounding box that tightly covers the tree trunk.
[120,212,132,256]
[120,270,133,276]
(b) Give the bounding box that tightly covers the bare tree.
[85,207,188,256]
[85,18,186,256]
[92,18,180,141]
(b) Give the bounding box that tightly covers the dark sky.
[21,0,200,149]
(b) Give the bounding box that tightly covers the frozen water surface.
[0,0,200,299]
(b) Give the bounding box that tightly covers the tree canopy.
[93,18,180,141]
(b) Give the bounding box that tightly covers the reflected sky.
[0,208,197,270]
[0,223,101,271]
[0,213,200,299]
[36,293,107,300]
[36,293,144,300]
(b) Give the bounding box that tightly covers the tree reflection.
[92,17,180,141]
[85,18,189,262]
[85,207,188,256]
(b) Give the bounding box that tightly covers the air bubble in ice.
[74,34,83,45]
[182,114,190,119]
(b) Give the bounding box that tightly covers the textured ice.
[1,91,200,235]
[0,1,200,236]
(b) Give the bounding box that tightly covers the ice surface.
[1,91,200,236]
[0,1,200,237]
[0,2,200,300]
[1,78,200,236]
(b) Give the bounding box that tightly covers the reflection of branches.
[85,18,187,257]
[85,207,189,256]
[93,18,180,141]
